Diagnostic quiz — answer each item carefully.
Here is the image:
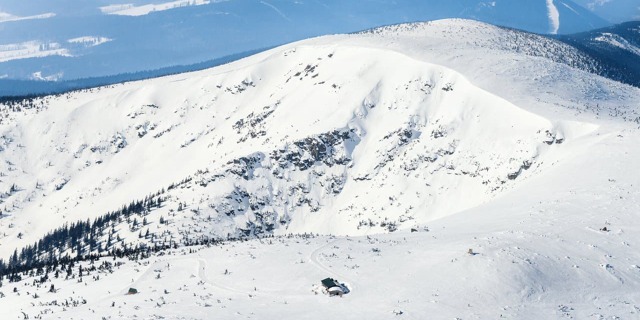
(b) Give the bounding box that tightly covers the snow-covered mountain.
[0,19,639,319]
[560,21,640,87]
[0,0,609,86]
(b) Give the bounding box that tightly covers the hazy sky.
[0,0,638,22]
[568,0,639,22]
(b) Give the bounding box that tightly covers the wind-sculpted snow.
[360,20,602,75]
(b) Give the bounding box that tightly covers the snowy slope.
[1,19,628,258]
[0,19,639,319]
[0,0,609,85]
[594,32,640,55]
[2,146,640,320]
[0,18,636,256]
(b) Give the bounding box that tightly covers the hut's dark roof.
[321,278,340,288]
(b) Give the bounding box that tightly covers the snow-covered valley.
[0,19,639,319]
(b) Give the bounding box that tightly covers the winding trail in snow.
[90,258,172,307]
[197,258,249,295]
[308,238,356,287]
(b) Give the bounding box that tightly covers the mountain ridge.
[0,0,609,83]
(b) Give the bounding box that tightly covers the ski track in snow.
[560,2,580,16]
[197,258,249,295]
[308,238,355,286]
[259,1,292,22]
[547,0,561,34]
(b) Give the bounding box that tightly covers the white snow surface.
[31,71,64,81]
[0,19,639,319]
[100,0,212,16]
[0,41,69,63]
[0,37,112,63]
[67,36,113,47]
[0,11,55,23]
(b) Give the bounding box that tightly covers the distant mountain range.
[572,0,640,23]
[0,0,612,90]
